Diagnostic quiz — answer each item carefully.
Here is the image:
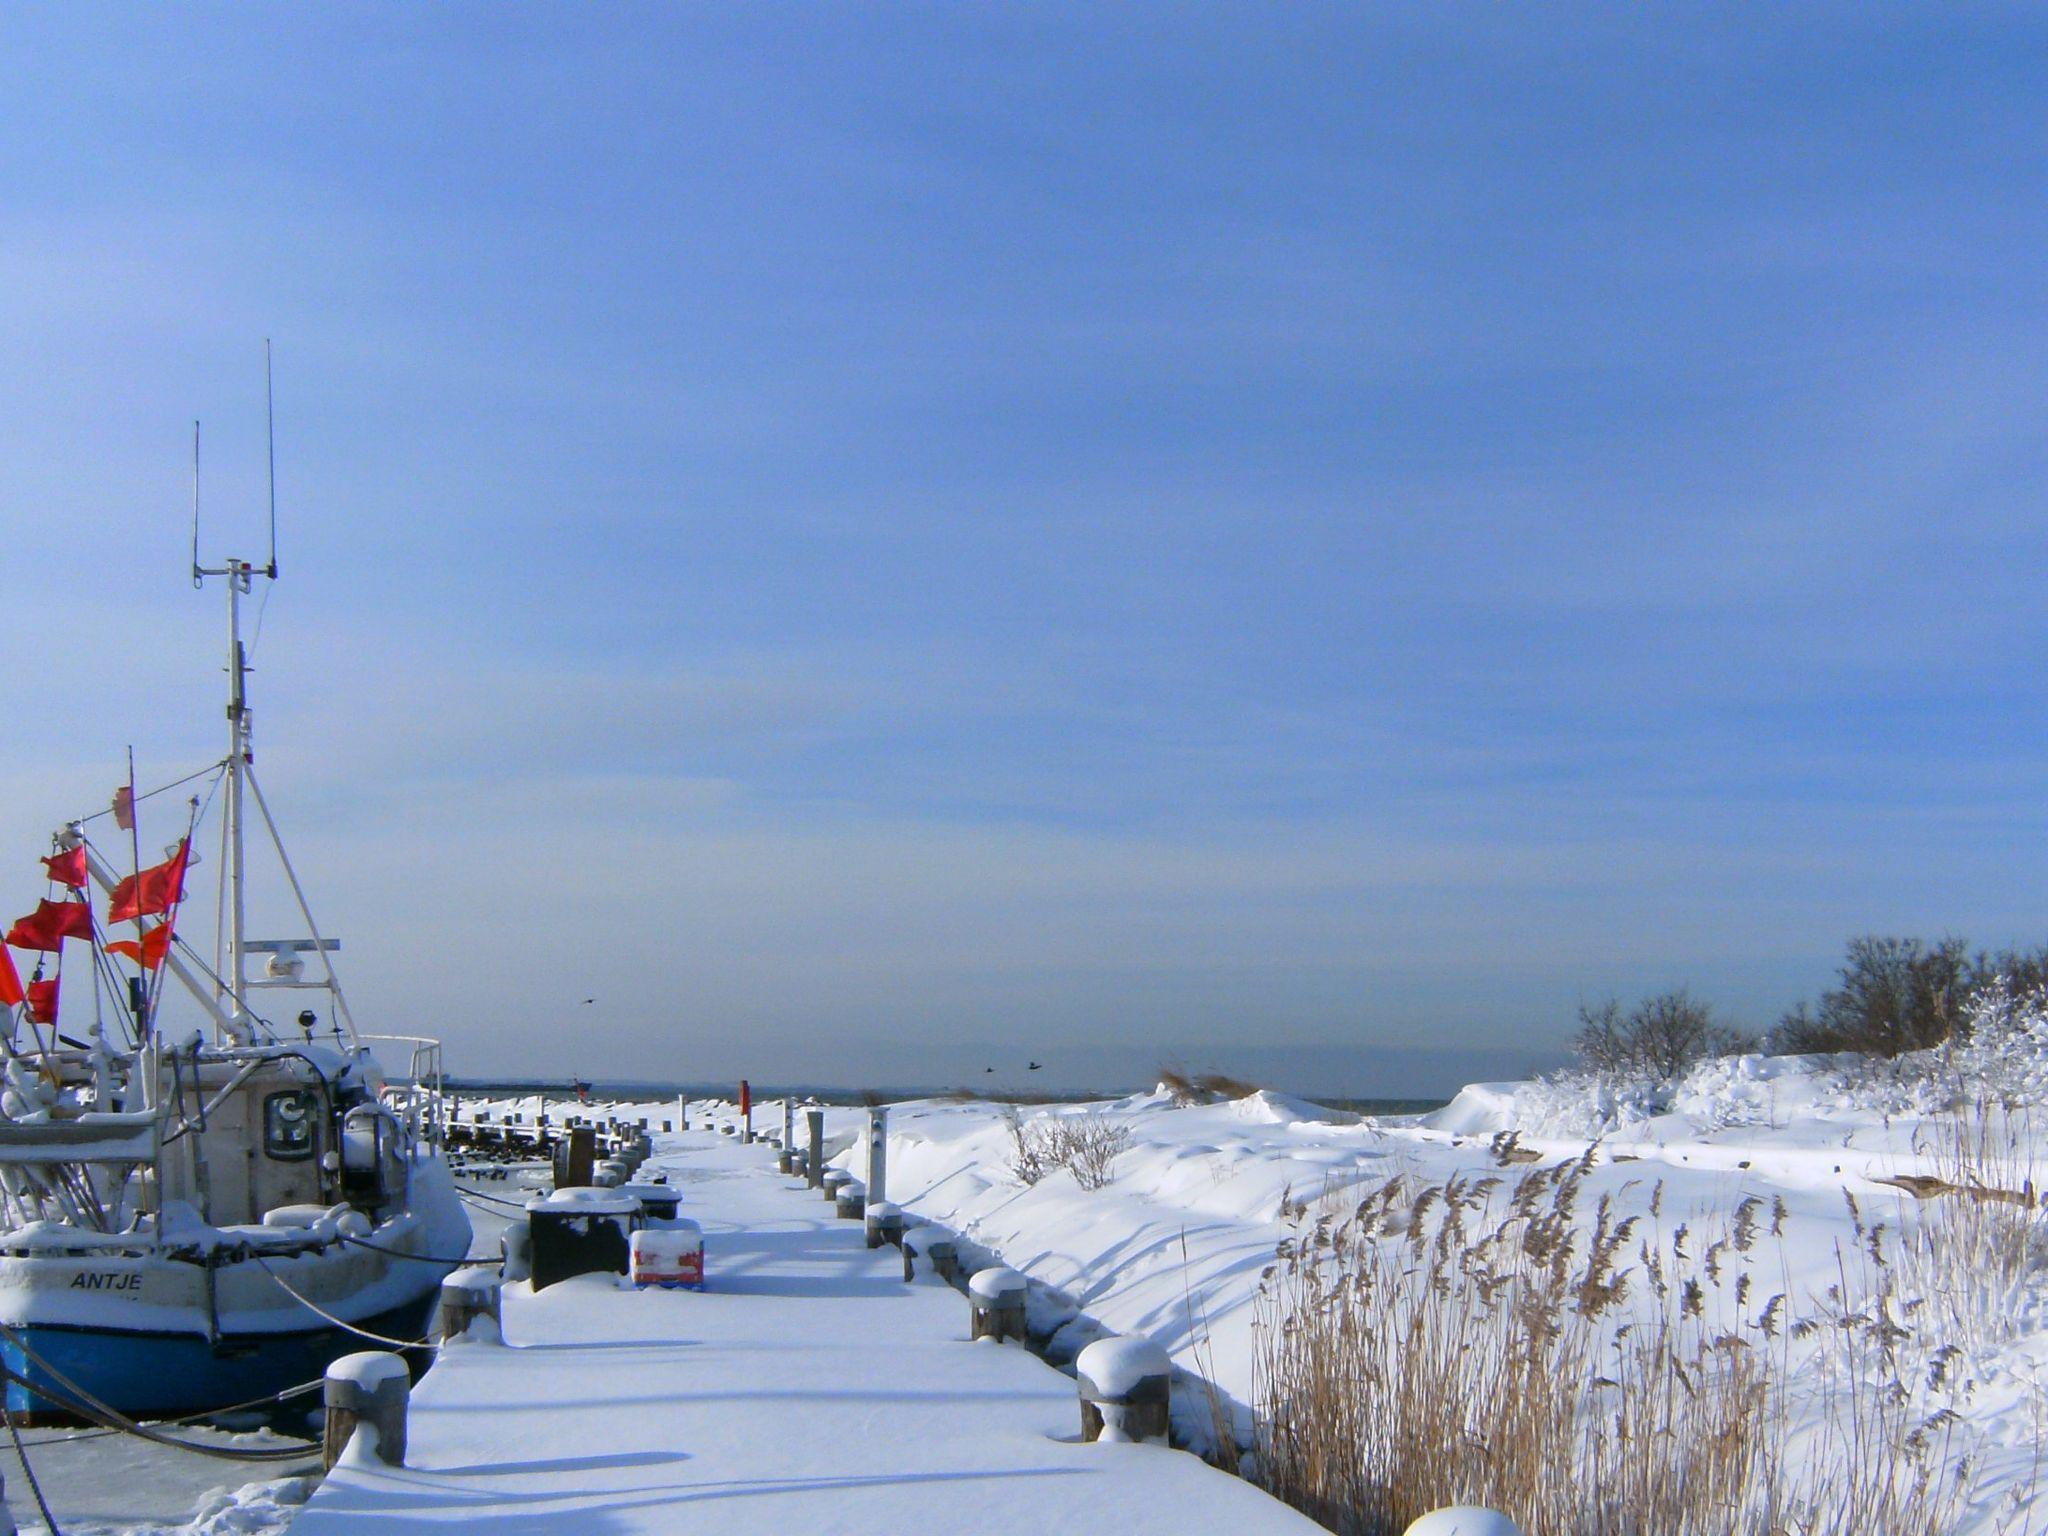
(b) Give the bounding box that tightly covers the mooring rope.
[7,1407,65,1534]
[0,1331,316,1464]
[10,1374,325,1450]
[339,1232,499,1267]
[247,1251,434,1350]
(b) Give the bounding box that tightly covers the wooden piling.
[324,1352,410,1469]
[436,1268,504,1345]
[967,1266,1027,1343]
[805,1106,825,1189]
[865,1200,905,1250]
[1076,1336,1172,1444]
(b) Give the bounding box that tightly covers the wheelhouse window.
[264,1089,318,1161]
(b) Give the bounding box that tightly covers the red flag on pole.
[26,975,58,1025]
[111,786,135,831]
[5,899,94,952]
[108,839,189,924]
[41,847,88,890]
[0,946,22,1009]
[106,922,174,971]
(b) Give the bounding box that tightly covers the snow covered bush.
[1003,1108,1132,1191]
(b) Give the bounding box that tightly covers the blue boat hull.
[2,1290,441,1423]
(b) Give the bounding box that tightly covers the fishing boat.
[0,482,471,1421]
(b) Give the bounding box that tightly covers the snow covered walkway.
[291,1130,1321,1535]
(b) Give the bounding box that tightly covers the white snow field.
[446,1039,2048,1534]
[290,1127,1324,1535]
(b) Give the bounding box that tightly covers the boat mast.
[196,557,260,1041]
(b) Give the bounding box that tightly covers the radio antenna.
[190,420,202,588]
[264,339,278,579]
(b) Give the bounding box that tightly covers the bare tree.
[1573,990,1753,1081]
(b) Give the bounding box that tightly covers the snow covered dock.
[292,1128,1321,1534]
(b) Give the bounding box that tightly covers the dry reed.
[1252,1144,2023,1534]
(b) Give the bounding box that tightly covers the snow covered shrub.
[1055,1115,1132,1190]
[1004,1108,1132,1190]
[1003,1106,1055,1186]
[1158,1066,1261,1106]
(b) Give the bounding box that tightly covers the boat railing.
[359,1034,447,1144]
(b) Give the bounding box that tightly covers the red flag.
[6,899,94,952]
[112,786,134,831]
[106,922,174,971]
[0,946,21,1009]
[26,975,57,1025]
[41,847,88,890]
[108,840,189,924]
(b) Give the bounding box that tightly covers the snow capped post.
[865,1199,905,1251]
[821,1167,851,1203]
[436,1267,504,1345]
[324,1351,410,1469]
[1076,1336,1172,1445]
[834,1178,866,1220]
[923,1236,960,1286]
[805,1105,825,1188]
[967,1265,1027,1343]
[865,1104,888,1205]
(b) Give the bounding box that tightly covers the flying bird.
[1028,1062,1044,1071]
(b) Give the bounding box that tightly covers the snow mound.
[1229,1089,1349,1126]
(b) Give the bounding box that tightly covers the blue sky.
[0,5,2042,1094]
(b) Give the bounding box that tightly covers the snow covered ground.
[294,1127,1322,1534]
[535,1047,2048,1531]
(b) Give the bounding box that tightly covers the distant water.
[445,1076,1446,1119]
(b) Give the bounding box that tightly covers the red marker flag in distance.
[0,946,22,1009]
[106,922,173,971]
[26,975,57,1025]
[6,899,94,952]
[112,786,134,831]
[108,839,189,924]
[41,847,88,890]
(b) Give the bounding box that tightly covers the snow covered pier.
[291,1127,1321,1534]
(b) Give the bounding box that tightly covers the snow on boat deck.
[293,1129,1321,1535]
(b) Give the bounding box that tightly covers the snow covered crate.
[631,1219,705,1290]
